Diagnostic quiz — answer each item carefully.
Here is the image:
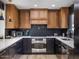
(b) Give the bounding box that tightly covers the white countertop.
[0,36,74,52]
[0,37,23,52]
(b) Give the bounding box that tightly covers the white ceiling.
[1,0,74,9]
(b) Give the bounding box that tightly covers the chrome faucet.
[66,29,74,38]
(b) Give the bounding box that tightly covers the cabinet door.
[46,38,55,54]
[30,9,48,24]
[20,10,31,29]
[6,4,19,29]
[30,10,40,19]
[59,7,69,28]
[54,40,62,54]
[15,39,23,54]
[6,4,14,29]
[23,38,32,54]
[47,11,59,28]
[40,10,48,19]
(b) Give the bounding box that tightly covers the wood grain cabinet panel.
[6,4,19,29]
[30,10,40,20]
[47,10,59,28]
[30,9,48,24]
[19,10,31,29]
[31,19,48,24]
[39,10,48,19]
[59,7,69,28]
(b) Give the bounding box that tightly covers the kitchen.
[0,0,75,59]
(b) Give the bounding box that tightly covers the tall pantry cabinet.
[59,7,69,28]
[6,4,19,29]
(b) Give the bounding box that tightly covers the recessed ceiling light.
[34,4,38,7]
[51,4,55,7]
[8,0,12,2]
[8,0,13,4]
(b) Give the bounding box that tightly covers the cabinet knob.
[9,19,12,22]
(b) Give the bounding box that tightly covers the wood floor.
[14,54,77,59]
[14,55,58,59]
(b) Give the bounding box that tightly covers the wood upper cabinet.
[59,7,69,28]
[47,10,59,28]
[30,19,48,24]
[19,10,31,29]
[30,9,48,19]
[30,9,48,24]
[39,10,48,19]
[30,10,40,19]
[6,4,19,29]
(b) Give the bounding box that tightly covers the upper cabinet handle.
[9,19,12,22]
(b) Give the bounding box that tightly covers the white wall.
[0,7,5,38]
[0,20,5,37]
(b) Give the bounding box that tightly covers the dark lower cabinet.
[54,39,62,54]
[46,38,68,54]
[8,43,17,59]
[46,38,55,54]
[22,38,32,54]
[0,39,24,59]
[0,43,18,59]
[0,49,10,59]
[15,38,32,54]
[15,39,23,54]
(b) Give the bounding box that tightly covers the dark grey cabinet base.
[22,38,32,54]
[46,38,55,54]
[15,39,23,54]
[54,39,62,54]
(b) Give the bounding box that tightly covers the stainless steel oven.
[32,38,46,53]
